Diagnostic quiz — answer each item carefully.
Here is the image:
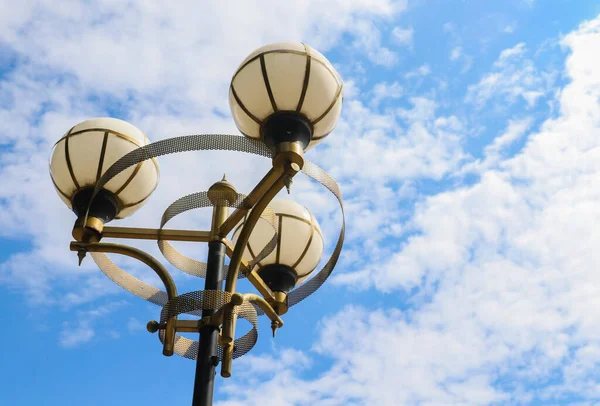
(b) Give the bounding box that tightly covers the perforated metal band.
[90,253,258,360]
[158,290,258,360]
[157,190,278,280]
[86,133,345,361]
[90,252,169,306]
[288,160,345,306]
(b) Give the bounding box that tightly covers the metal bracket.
[147,317,222,335]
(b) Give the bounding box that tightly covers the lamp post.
[48,42,346,406]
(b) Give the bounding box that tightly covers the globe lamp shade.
[49,117,159,222]
[229,42,343,151]
[232,199,324,293]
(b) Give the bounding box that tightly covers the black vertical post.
[192,240,226,406]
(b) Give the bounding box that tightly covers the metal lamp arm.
[70,241,178,300]
[219,147,302,378]
[69,241,179,356]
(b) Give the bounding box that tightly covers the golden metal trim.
[311,130,333,141]
[55,127,160,194]
[309,56,341,87]
[296,44,311,112]
[292,212,315,269]
[64,126,80,190]
[246,240,263,269]
[144,134,161,177]
[56,127,142,147]
[69,241,177,299]
[246,269,275,300]
[69,241,178,356]
[242,293,283,327]
[312,81,343,125]
[95,131,109,183]
[224,175,286,292]
[230,85,263,125]
[113,159,143,196]
[232,49,308,81]
[231,47,341,120]
[119,194,148,209]
[230,48,339,96]
[271,291,288,316]
[72,216,104,242]
[260,54,278,112]
[222,238,251,273]
[278,212,323,239]
[219,167,283,237]
[208,178,232,240]
[116,178,158,215]
[102,226,211,242]
[275,213,282,264]
[231,220,244,240]
[50,175,72,201]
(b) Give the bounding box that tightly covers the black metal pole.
[192,240,226,406]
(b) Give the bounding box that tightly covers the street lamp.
[48,42,345,406]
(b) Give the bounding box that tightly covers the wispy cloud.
[59,301,126,348]
[466,42,555,108]
[2,2,600,405]
[217,15,600,403]
[391,26,414,48]
[450,46,462,61]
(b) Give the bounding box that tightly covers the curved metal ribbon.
[157,190,278,280]
[90,253,258,360]
[158,290,258,361]
[90,252,170,306]
[288,160,345,306]
[86,134,345,361]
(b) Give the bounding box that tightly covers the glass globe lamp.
[232,198,324,293]
[49,117,159,223]
[229,42,343,151]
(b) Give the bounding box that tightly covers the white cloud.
[461,118,534,174]
[211,12,600,404]
[306,93,466,248]
[0,0,408,305]
[306,13,600,403]
[370,81,403,106]
[352,20,400,67]
[404,63,431,78]
[3,1,600,404]
[450,46,462,61]
[466,42,555,109]
[391,26,414,48]
[0,0,407,109]
[495,42,527,67]
[59,322,95,348]
[319,96,465,185]
[58,301,125,347]
[127,317,144,333]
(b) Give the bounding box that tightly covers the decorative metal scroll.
[87,133,345,360]
[158,290,258,360]
[89,254,258,360]
[157,190,277,280]
[288,160,345,306]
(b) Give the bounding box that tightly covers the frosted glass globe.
[49,117,159,219]
[229,42,343,150]
[232,199,324,291]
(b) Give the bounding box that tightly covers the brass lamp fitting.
[207,174,238,207]
[273,141,304,170]
[271,291,289,316]
[72,216,104,242]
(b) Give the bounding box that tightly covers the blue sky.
[2,1,600,405]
